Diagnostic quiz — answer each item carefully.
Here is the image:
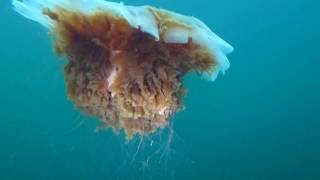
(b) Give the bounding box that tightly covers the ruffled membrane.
[13,0,233,138]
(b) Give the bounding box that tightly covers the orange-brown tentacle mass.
[42,8,214,139]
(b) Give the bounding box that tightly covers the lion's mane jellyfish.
[13,0,233,139]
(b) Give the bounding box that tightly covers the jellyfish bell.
[12,0,233,139]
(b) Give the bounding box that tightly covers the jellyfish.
[12,0,233,139]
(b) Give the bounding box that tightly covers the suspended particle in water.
[12,0,233,139]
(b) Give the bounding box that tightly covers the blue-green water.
[1,0,320,179]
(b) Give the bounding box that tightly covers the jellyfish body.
[12,0,233,138]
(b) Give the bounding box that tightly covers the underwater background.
[0,0,319,179]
